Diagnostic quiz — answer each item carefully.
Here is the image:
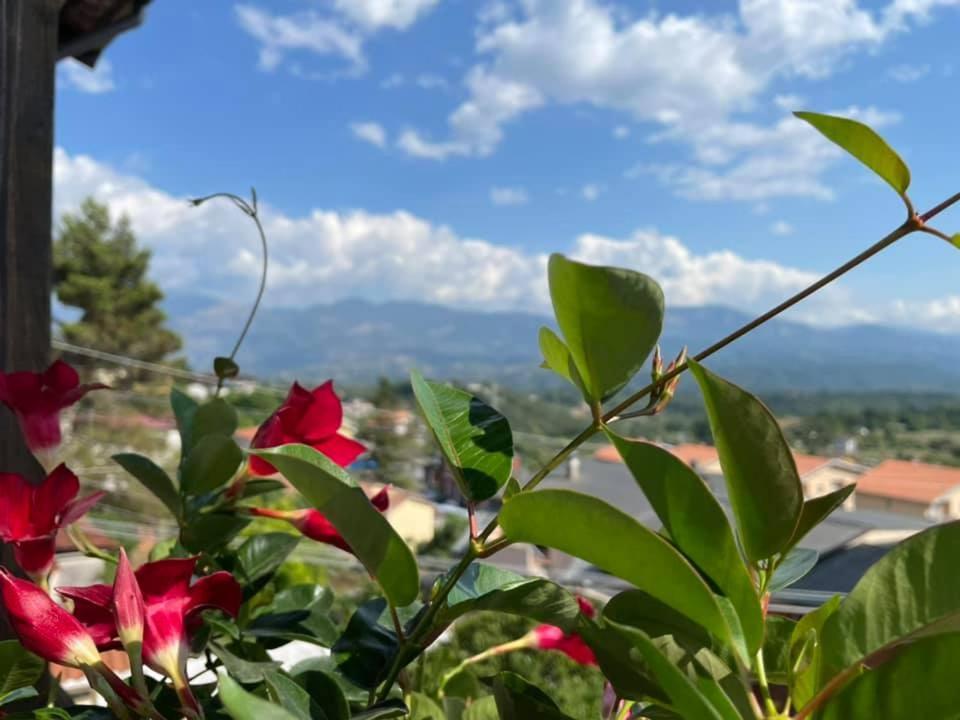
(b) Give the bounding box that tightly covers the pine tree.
[54,198,183,364]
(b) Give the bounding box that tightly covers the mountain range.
[166,295,960,393]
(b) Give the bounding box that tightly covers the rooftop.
[855,459,960,504]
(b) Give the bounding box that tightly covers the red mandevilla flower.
[0,360,106,453]
[59,556,241,719]
[248,486,389,553]
[531,596,597,666]
[249,380,365,476]
[0,465,105,581]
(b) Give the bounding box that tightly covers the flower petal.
[313,433,366,468]
[13,536,57,578]
[135,557,197,604]
[60,490,107,527]
[0,473,33,540]
[31,465,79,535]
[185,572,242,620]
[296,380,343,441]
[42,360,79,393]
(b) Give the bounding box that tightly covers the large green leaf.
[410,371,513,502]
[263,670,331,720]
[407,693,445,720]
[687,360,803,562]
[332,598,405,690]
[818,633,960,720]
[820,519,960,681]
[170,388,198,450]
[607,433,763,654]
[0,641,44,695]
[790,594,841,710]
[180,434,243,495]
[192,398,239,446]
[795,111,911,196]
[547,254,664,403]
[499,490,741,656]
[769,548,818,592]
[252,444,419,607]
[289,663,353,719]
[235,533,301,598]
[211,641,281,683]
[788,484,856,550]
[436,563,580,630]
[218,673,299,720]
[180,512,249,553]
[760,616,796,686]
[249,585,338,647]
[488,672,575,720]
[112,453,181,520]
[537,327,586,397]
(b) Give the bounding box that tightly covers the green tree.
[54,198,183,363]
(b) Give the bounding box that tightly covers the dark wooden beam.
[0,0,61,476]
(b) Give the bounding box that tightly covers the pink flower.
[531,596,597,666]
[0,465,104,581]
[248,486,389,553]
[249,380,365,476]
[0,360,106,453]
[60,556,241,718]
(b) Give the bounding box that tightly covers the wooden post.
[0,0,61,475]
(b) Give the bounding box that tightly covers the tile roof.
[792,453,832,476]
[855,459,960,504]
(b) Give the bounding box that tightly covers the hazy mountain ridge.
[166,296,960,392]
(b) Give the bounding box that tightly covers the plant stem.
[754,648,779,717]
[438,635,534,696]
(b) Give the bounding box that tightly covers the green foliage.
[54,197,183,365]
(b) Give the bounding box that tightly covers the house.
[854,459,960,521]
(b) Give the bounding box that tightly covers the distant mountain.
[166,297,960,392]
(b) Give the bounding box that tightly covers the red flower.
[59,556,241,718]
[248,486,389,553]
[531,596,597,666]
[249,380,365,476]
[0,360,106,453]
[0,465,105,581]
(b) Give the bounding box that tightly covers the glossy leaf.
[687,359,803,562]
[788,484,855,550]
[0,641,44,695]
[547,253,664,403]
[489,672,575,720]
[790,594,841,710]
[460,697,498,720]
[951,233,960,249]
[350,701,408,720]
[289,662,353,719]
[538,327,586,396]
[170,388,198,450]
[219,673,299,720]
[180,434,243,495]
[214,356,241,380]
[818,633,960,720]
[112,453,181,519]
[410,371,513,502]
[180,512,249,553]
[264,670,331,720]
[407,693,445,720]
[769,548,818,592]
[192,398,239,446]
[249,585,338,647]
[795,111,910,195]
[500,490,740,655]
[211,642,281,683]
[253,444,419,607]
[235,533,301,598]
[333,598,401,690]
[0,687,38,707]
[760,616,796,685]
[437,563,581,630]
[608,432,763,654]
[820,519,960,680]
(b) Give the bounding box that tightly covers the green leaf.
[264,670,330,720]
[687,359,803,562]
[787,484,855,550]
[820,519,960,681]
[760,616,796,686]
[250,585,338,647]
[180,434,243,495]
[0,687,38,707]
[193,398,239,445]
[112,453,181,519]
[211,642,282,683]
[350,700,408,720]
[170,388,199,450]
[789,594,841,710]
[795,111,911,195]
[537,327,586,397]
[503,476,521,500]
[332,598,402,690]
[289,663,353,719]
[410,371,513,502]
[252,444,419,607]
[488,672,575,720]
[461,697,498,720]
[951,233,960,249]
[235,532,301,597]
[607,432,763,655]
[180,512,249,553]
[235,478,287,499]
[499,490,742,658]
[407,693,445,720]
[769,548,818,592]
[595,620,728,720]
[437,563,581,630]
[547,253,664,403]
[818,633,960,720]
[218,673,299,720]
[0,639,46,695]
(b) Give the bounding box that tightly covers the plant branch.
[793,664,862,720]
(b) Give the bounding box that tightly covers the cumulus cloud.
[490,186,529,206]
[581,183,604,201]
[351,121,388,147]
[59,58,115,94]
[332,0,440,31]
[53,148,849,319]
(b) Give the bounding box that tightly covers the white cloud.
[381,72,406,88]
[332,0,440,31]
[416,73,448,89]
[53,148,843,318]
[490,186,529,206]
[770,220,794,235]
[613,125,631,139]
[235,5,364,71]
[581,183,604,201]
[888,63,930,82]
[59,58,115,94]
[351,121,388,148]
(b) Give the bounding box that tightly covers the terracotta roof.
[593,445,623,463]
[670,444,719,468]
[594,444,838,477]
[856,459,960,505]
[793,453,832,476]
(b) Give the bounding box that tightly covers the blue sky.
[53,0,960,331]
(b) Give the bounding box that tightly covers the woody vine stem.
[373,189,960,705]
